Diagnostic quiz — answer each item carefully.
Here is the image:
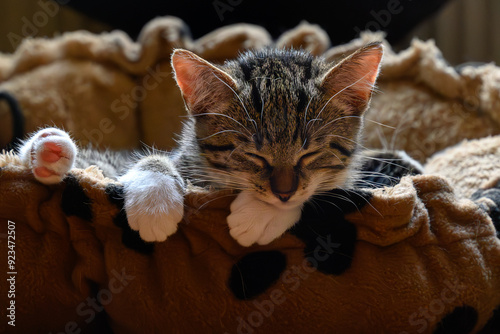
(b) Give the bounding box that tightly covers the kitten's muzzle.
[270,167,298,203]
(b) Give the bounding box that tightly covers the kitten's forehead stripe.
[231,49,319,146]
[250,80,263,127]
[199,143,235,152]
[329,142,354,157]
[293,88,309,141]
[239,60,253,81]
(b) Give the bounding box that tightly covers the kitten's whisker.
[356,171,400,181]
[316,185,347,196]
[197,130,248,141]
[324,150,345,166]
[297,138,308,154]
[190,180,250,191]
[310,197,322,217]
[306,199,323,216]
[191,167,252,189]
[194,176,250,187]
[211,72,258,132]
[227,142,246,160]
[358,195,383,218]
[314,198,342,212]
[187,174,250,188]
[317,188,383,218]
[315,73,371,122]
[364,118,395,129]
[310,115,362,138]
[357,156,412,172]
[182,173,249,186]
[189,172,248,182]
[305,118,322,135]
[358,175,397,185]
[314,192,360,212]
[322,134,370,152]
[195,166,250,180]
[389,105,414,151]
[354,179,396,188]
[325,132,390,151]
[190,193,239,213]
[323,134,360,142]
[191,113,252,136]
[352,179,382,188]
[301,96,314,147]
[375,126,389,150]
[358,156,410,162]
[355,178,400,186]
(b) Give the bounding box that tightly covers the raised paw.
[19,128,77,184]
[227,191,302,247]
[120,167,185,242]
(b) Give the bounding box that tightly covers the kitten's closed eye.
[246,150,322,169]
[244,152,271,169]
[298,150,321,166]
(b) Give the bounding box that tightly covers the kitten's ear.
[171,49,237,114]
[320,42,383,112]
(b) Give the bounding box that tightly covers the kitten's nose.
[270,167,298,202]
[275,192,294,202]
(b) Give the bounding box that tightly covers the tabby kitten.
[19,43,383,246]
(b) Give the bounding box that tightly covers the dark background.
[64,0,452,45]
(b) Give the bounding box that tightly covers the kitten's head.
[172,44,383,209]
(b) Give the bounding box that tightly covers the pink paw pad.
[20,128,77,185]
[33,166,57,178]
[39,142,64,163]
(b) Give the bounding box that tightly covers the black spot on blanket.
[105,184,155,254]
[433,305,478,334]
[61,174,93,221]
[291,189,371,275]
[471,184,500,238]
[479,305,500,334]
[229,251,286,300]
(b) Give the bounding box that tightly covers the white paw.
[120,169,184,242]
[19,128,77,184]
[227,191,302,247]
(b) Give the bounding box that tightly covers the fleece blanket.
[1,17,500,162]
[1,135,500,334]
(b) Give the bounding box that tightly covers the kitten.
[18,43,384,246]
